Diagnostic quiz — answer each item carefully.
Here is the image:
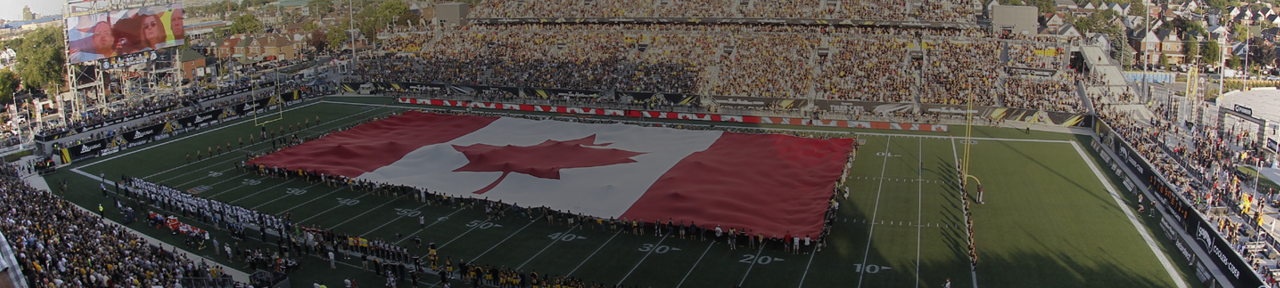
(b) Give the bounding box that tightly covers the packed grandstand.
[5,0,1280,288]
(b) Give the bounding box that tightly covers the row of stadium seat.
[366,24,1084,113]
[469,0,980,23]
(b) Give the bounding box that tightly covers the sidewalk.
[19,158,252,283]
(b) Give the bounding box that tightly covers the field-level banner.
[395,97,948,132]
[247,111,852,237]
[1095,120,1268,288]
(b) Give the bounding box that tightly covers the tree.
[1232,24,1249,43]
[1247,37,1276,69]
[1227,55,1242,69]
[395,13,420,27]
[308,0,335,17]
[1186,39,1200,63]
[228,14,264,35]
[1129,2,1146,16]
[303,22,319,32]
[11,27,65,95]
[1031,0,1055,14]
[309,29,329,52]
[1159,53,1170,69]
[0,69,18,105]
[1208,0,1231,10]
[999,0,1024,5]
[379,0,409,18]
[327,26,348,51]
[1203,39,1221,64]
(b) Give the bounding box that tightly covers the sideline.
[1070,141,1187,288]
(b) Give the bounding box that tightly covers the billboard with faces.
[66,3,184,64]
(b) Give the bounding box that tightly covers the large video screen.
[67,3,184,64]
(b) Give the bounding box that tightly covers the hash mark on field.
[855,136,893,288]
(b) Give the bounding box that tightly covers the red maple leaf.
[452,135,646,194]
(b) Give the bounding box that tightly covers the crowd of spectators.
[1001,77,1083,113]
[817,36,913,102]
[917,39,1000,106]
[0,176,233,288]
[47,82,334,152]
[1096,98,1280,281]
[468,0,979,23]
[367,24,1087,115]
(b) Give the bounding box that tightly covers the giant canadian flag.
[249,111,852,237]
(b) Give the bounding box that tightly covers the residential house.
[1042,23,1082,38]
[1227,6,1244,19]
[1042,13,1065,30]
[177,48,207,79]
[1263,27,1280,41]
[1110,3,1131,15]
[1157,28,1185,65]
[214,37,242,58]
[1207,24,1230,41]
[1054,0,1077,13]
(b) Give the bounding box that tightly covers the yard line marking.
[677,241,716,288]
[146,151,242,181]
[915,137,923,288]
[229,179,306,204]
[393,207,466,245]
[203,178,265,199]
[295,193,370,222]
[797,240,820,288]
[1070,141,1186,288]
[177,172,246,189]
[257,186,343,210]
[738,241,767,286]
[360,202,432,236]
[470,218,539,261]
[566,230,622,276]
[329,198,400,229]
[516,224,580,270]
[439,206,513,249]
[855,136,893,288]
[83,100,324,169]
[138,104,389,179]
[618,234,669,286]
[155,160,242,183]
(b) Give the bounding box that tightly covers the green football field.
[43,98,1205,288]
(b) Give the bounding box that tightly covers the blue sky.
[2,0,64,22]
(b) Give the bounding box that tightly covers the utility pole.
[349,0,356,74]
[1143,0,1150,103]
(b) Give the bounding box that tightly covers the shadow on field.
[966,248,1172,287]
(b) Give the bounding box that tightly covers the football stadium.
[1,1,1278,288]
